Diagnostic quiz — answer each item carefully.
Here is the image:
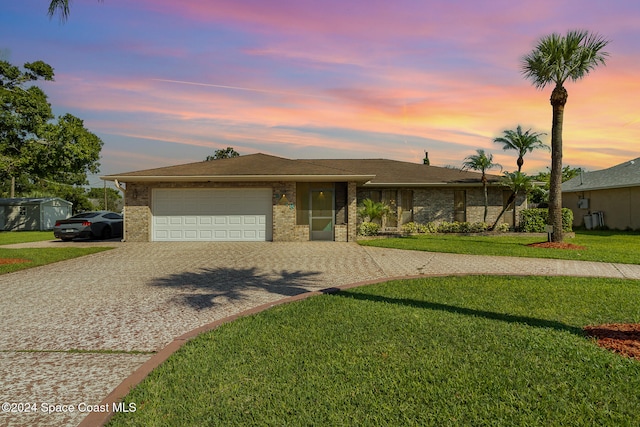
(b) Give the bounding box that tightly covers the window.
[454,190,466,222]
[399,190,413,224]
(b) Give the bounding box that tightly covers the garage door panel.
[152,189,272,241]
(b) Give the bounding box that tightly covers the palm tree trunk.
[491,192,516,230]
[483,182,488,223]
[549,84,567,242]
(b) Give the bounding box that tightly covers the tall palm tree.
[493,125,548,172]
[491,171,535,230]
[48,0,103,21]
[522,29,609,242]
[462,149,501,223]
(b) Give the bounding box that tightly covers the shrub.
[401,222,419,234]
[436,221,489,233]
[401,222,438,234]
[418,222,438,233]
[358,222,380,236]
[494,223,511,232]
[520,208,573,233]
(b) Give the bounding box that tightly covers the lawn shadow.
[150,267,322,310]
[330,290,584,336]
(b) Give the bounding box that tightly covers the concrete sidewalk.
[0,242,638,427]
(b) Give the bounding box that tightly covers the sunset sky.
[2,0,639,185]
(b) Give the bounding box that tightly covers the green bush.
[494,223,511,232]
[358,222,380,236]
[418,222,438,233]
[401,222,438,234]
[436,221,490,233]
[401,222,420,234]
[520,208,573,233]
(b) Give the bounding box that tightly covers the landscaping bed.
[585,323,640,359]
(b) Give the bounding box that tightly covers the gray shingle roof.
[563,157,640,192]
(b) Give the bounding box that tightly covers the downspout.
[114,180,127,242]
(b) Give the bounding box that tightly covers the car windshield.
[70,212,100,219]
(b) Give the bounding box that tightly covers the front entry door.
[310,189,334,241]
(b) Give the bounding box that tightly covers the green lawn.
[0,231,56,245]
[358,230,640,264]
[108,276,640,427]
[0,231,111,274]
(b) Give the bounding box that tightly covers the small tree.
[357,199,392,225]
[491,171,535,230]
[462,149,502,223]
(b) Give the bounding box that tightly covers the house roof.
[102,153,375,183]
[304,159,499,186]
[563,157,640,192]
[101,153,499,186]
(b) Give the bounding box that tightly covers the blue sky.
[2,0,639,186]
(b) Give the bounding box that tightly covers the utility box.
[578,198,589,209]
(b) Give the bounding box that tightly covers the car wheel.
[101,226,112,240]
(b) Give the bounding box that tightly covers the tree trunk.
[491,191,516,230]
[549,85,567,242]
[482,181,488,223]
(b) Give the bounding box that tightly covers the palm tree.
[493,125,548,172]
[48,0,103,21]
[491,171,535,230]
[462,149,502,223]
[357,198,391,224]
[522,29,609,242]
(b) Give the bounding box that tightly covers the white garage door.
[152,188,272,241]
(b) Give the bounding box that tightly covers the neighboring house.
[562,157,640,230]
[0,198,73,231]
[101,153,523,242]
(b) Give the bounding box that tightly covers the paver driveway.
[1,241,639,427]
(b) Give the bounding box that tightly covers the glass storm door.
[310,189,334,241]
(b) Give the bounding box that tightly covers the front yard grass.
[108,275,640,427]
[0,231,56,245]
[0,231,111,274]
[358,230,640,264]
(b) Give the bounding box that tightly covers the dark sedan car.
[53,211,123,241]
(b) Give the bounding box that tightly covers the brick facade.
[122,180,522,242]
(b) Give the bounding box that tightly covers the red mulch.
[527,242,587,250]
[0,258,31,265]
[584,323,640,360]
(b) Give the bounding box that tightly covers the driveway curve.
[1,241,639,427]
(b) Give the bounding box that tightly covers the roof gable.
[563,157,640,192]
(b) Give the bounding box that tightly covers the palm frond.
[521,29,610,89]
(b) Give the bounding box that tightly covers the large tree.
[206,147,240,161]
[462,149,501,223]
[0,59,103,197]
[493,125,548,172]
[522,29,609,242]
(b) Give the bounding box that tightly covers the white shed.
[0,198,73,231]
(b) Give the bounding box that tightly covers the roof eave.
[100,174,375,183]
[362,182,499,187]
[563,183,640,192]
